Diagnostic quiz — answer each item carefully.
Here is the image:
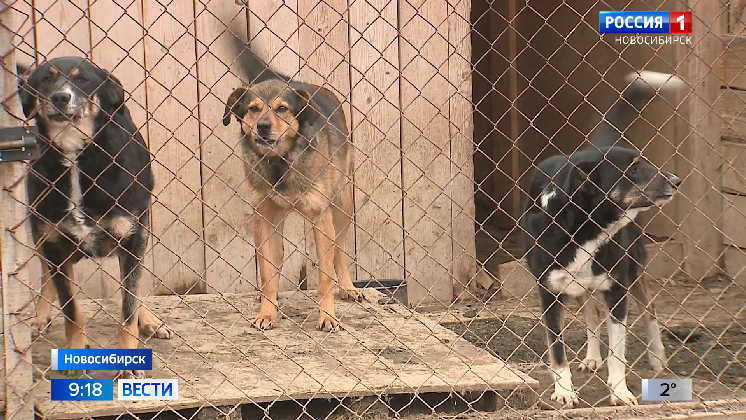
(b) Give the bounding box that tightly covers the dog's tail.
[225,24,291,85]
[590,70,685,149]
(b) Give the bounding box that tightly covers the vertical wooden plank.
[142,0,206,295]
[195,2,257,293]
[506,0,521,220]
[248,0,305,292]
[348,0,405,281]
[448,0,477,300]
[9,0,35,64]
[297,0,351,114]
[33,0,91,59]
[400,0,453,305]
[489,0,516,223]
[470,0,495,227]
[481,0,511,229]
[729,0,746,34]
[33,0,107,300]
[677,0,725,281]
[89,0,154,301]
[297,0,353,289]
[0,2,34,417]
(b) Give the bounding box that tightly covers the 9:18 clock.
[51,379,114,401]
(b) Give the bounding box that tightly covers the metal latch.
[0,126,39,162]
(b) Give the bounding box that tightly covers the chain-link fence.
[0,0,745,418]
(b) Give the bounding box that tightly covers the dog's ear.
[293,89,320,127]
[563,160,600,197]
[223,87,248,126]
[100,70,125,109]
[16,63,30,78]
[17,65,35,118]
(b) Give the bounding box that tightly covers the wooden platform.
[31,289,538,419]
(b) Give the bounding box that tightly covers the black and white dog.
[521,71,684,407]
[20,57,171,378]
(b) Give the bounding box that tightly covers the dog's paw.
[339,287,363,302]
[117,370,145,380]
[578,357,602,372]
[316,313,341,332]
[140,323,173,340]
[30,314,52,336]
[252,312,277,330]
[551,388,579,408]
[610,388,638,406]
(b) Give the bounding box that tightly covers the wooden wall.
[472,0,687,238]
[720,3,746,285]
[10,0,477,305]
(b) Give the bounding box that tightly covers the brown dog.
[223,75,361,332]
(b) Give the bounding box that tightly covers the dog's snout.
[257,120,272,134]
[51,92,71,108]
[665,172,682,188]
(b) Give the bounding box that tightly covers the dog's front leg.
[313,209,340,332]
[45,255,88,377]
[253,205,286,330]
[606,291,637,406]
[630,278,666,373]
[117,230,147,379]
[540,288,579,407]
[579,293,604,372]
[31,258,56,335]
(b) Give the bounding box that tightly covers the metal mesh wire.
[0,0,745,419]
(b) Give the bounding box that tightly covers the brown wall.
[472,0,688,240]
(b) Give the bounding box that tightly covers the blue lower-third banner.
[52,349,152,371]
[51,379,114,401]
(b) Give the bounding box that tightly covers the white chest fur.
[546,208,643,297]
[64,159,93,242]
[54,123,94,244]
[48,120,92,153]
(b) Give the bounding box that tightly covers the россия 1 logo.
[600,11,692,34]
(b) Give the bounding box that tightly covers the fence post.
[678,0,726,282]
[0,1,34,419]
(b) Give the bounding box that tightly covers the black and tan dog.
[223,34,361,332]
[19,57,171,378]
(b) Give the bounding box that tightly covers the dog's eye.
[628,165,639,175]
[248,105,260,113]
[42,76,52,83]
[277,105,289,113]
[75,76,88,83]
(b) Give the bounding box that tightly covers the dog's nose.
[51,92,71,108]
[257,120,272,133]
[666,173,682,188]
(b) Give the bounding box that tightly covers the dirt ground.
[424,272,746,412]
[444,223,746,413]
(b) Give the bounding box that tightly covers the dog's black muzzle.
[646,171,681,205]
